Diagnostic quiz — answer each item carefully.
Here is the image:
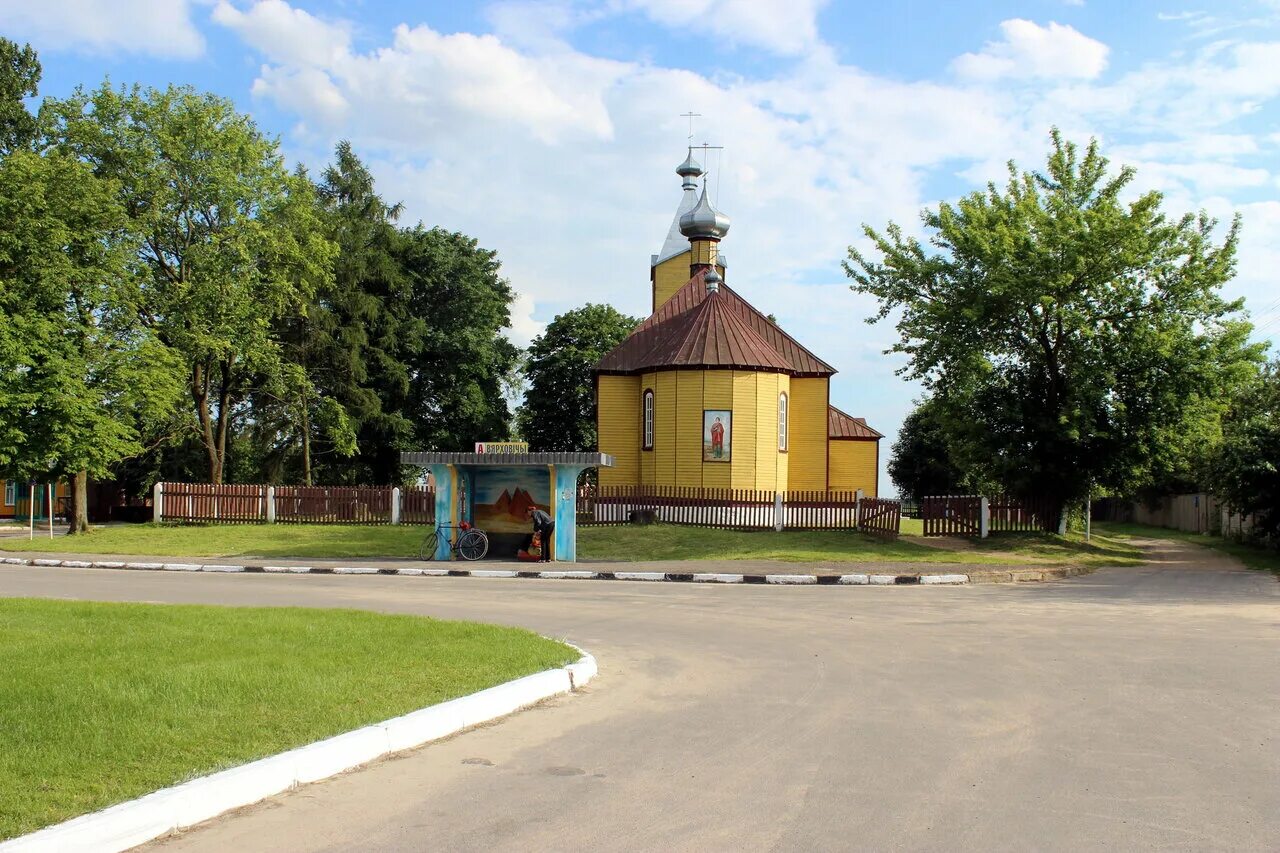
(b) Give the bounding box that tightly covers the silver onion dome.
[679,184,731,240]
[704,267,722,293]
[676,150,703,190]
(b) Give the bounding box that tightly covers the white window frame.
[3,480,14,506]
[642,389,655,450]
[778,392,789,452]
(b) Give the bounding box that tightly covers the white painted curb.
[0,556,973,586]
[765,574,817,585]
[0,648,597,853]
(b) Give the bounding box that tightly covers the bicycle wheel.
[418,529,440,561]
[457,530,489,561]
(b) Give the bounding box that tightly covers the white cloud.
[952,19,1109,81]
[0,0,204,58]
[617,0,828,55]
[211,0,350,67]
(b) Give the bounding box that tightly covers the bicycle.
[419,521,490,561]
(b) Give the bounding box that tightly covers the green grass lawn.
[0,520,1143,567]
[0,522,426,558]
[0,599,574,840]
[577,523,1143,566]
[1094,521,1280,575]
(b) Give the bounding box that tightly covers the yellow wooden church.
[594,149,882,494]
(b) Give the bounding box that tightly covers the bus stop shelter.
[400,451,613,563]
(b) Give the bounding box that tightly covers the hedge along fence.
[154,483,435,525]
[577,484,902,538]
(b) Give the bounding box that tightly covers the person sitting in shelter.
[525,505,554,562]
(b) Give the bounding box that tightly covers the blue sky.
[4,0,1279,494]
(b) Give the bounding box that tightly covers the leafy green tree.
[43,83,336,483]
[0,39,39,153]
[0,40,183,532]
[518,304,639,450]
[0,155,183,530]
[887,397,973,501]
[399,225,519,457]
[1213,358,1280,542]
[846,130,1264,523]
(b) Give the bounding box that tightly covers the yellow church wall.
[731,371,757,490]
[654,372,677,485]
[787,377,828,492]
[651,252,727,312]
[653,253,690,312]
[596,374,640,487]
[674,372,703,487]
[828,440,878,497]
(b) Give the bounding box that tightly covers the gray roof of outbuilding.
[401,452,614,467]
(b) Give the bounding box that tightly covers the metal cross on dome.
[680,111,701,143]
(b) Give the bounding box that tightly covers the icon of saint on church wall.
[703,410,731,462]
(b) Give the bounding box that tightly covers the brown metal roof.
[828,405,883,439]
[597,268,837,377]
[629,290,794,372]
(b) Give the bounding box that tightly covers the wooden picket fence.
[988,493,1059,533]
[157,482,435,525]
[783,490,861,530]
[922,493,1059,537]
[273,486,394,524]
[579,485,776,529]
[158,482,268,523]
[578,485,901,537]
[921,495,982,537]
[400,485,436,525]
[858,497,903,539]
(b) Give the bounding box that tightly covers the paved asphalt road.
[2,540,1277,852]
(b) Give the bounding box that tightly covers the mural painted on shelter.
[703,410,731,462]
[471,466,550,533]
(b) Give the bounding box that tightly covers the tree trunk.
[212,356,235,486]
[68,470,89,535]
[301,401,312,487]
[193,363,221,483]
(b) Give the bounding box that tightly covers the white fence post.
[855,489,864,530]
[979,496,990,539]
[774,491,784,532]
[265,486,275,523]
[153,482,163,523]
[391,487,401,525]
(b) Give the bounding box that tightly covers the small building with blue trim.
[401,451,613,563]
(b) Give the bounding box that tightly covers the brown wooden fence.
[401,485,436,525]
[159,483,268,523]
[274,486,399,524]
[988,493,1058,533]
[922,495,982,537]
[858,497,902,539]
[157,483,434,525]
[923,493,1061,537]
[782,490,860,530]
[578,485,901,537]
[579,485,776,529]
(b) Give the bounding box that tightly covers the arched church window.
[642,389,654,450]
[778,392,789,451]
